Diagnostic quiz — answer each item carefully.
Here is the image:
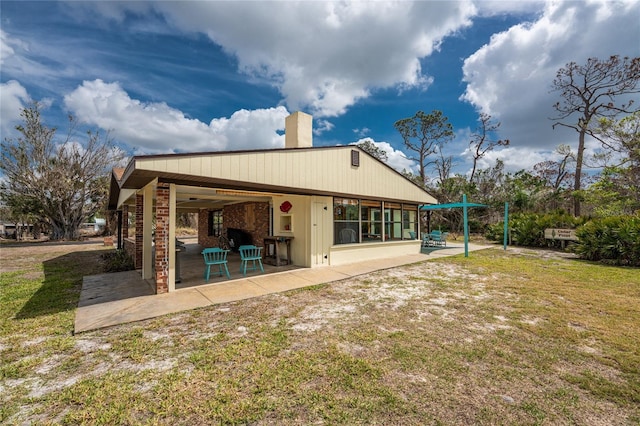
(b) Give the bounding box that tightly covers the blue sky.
[1,1,639,181]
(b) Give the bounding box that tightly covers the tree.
[468,113,509,183]
[394,110,454,185]
[584,112,640,215]
[550,55,640,216]
[532,144,575,211]
[356,139,388,162]
[0,102,124,240]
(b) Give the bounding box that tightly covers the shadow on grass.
[15,250,105,319]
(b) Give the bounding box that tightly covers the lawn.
[1,241,638,425]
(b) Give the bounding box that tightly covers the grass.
[1,242,639,424]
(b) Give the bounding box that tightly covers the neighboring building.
[108,111,437,294]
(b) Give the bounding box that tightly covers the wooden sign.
[544,228,578,241]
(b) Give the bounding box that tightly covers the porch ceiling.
[120,184,277,212]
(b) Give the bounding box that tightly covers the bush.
[102,249,135,272]
[485,212,585,249]
[572,215,640,266]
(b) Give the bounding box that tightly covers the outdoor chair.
[202,247,231,281]
[239,245,264,276]
[423,230,448,247]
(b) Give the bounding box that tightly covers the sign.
[544,228,578,241]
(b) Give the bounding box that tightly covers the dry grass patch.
[1,243,638,424]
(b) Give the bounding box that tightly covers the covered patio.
[170,237,299,290]
[75,241,492,333]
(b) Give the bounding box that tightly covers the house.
[108,111,437,294]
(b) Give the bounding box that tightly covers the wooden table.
[263,236,293,266]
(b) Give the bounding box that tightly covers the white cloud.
[82,1,476,118]
[313,119,335,136]
[63,79,288,154]
[461,0,640,156]
[472,0,545,16]
[353,137,417,174]
[353,127,371,138]
[0,80,31,134]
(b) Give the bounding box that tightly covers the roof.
[109,145,438,210]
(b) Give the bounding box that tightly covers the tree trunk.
[573,129,586,217]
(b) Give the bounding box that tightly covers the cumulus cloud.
[0,80,31,134]
[63,79,289,154]
[79,1,476,118]
[460,0,640,162]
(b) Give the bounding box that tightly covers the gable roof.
[109,145,437,210]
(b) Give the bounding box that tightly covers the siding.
[133,147,436,204]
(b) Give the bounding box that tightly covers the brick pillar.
[135,194,143,269]
[122,205,129,241]
[155,183,170,294]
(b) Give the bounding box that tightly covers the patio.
[173,238,299,290]
[75,240,493,333]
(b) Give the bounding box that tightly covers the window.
[333,198,419,245]
[208,210,223,237]
[361,200,382,242]
[402,205,418,239]
[334,198,359,244]
[384,203,402,240]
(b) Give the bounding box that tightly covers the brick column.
[155,183,170,294]
[122,205,129,241]
[135,194,143,269]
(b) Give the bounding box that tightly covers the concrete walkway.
[74,243,491,333]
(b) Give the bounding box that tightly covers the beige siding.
[134,147,436,204]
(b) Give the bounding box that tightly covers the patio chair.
[239,245,264,276]
[202,247,230,281]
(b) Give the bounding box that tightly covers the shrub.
[485,212,585,249]
[573,215,640,266]
[102,249,135,272]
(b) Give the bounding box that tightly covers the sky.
[1,0,639,181]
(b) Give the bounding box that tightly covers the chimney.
[285,111,313,148]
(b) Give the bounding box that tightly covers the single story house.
[108,111,437,294]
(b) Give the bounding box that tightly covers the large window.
[333,198,419,244]
[334,198,359,244]
[384,203,403,240]
[403,205,418,239]
[361,200,382,242]
[208,210,223,237]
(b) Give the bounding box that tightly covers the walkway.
[74,242,491,333]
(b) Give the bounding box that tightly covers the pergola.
[420,194,488,257]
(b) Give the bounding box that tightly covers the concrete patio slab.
[196,280,271,304]
[75,242,492,333]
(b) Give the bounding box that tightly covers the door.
[312,201,327,266]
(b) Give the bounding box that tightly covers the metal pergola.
[420,194,488,257]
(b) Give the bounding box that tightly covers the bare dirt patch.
[2,245,638,425]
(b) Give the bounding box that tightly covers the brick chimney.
[285,111,313,148]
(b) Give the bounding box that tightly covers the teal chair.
[202,248,230,281]
[239,245,264,276]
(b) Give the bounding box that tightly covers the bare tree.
[533,145,575,211]
[394,110,454,185]
[434,148,453,184]
[550,55,640,216]
[468,113,509,183]
[1,102,124,240]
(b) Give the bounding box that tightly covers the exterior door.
[312,201,327,266]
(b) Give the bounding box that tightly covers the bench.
[422,231,448,247]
